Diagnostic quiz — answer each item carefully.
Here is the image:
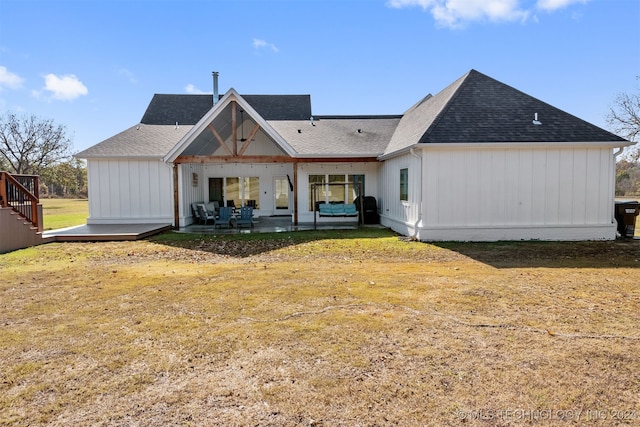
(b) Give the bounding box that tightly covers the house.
[76,70,631,241]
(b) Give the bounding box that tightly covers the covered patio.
[176,215,368,235]
[39,217,373,244]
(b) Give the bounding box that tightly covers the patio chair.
[206,201,220,215]
[215,206,233,229]
[192,202,203,224]
[236,206,254,228]
[197,204,216,225]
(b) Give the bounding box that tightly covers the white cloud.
[388,0,588,27]
[537,0,589,12]
[118,68,138,84]
[42,73,88,100]
[185,84,206,94]
[388,0,528,28]
[440,0,528,27]
[0,66,24,90]
[387,0,433,10]
[253,38,279,53]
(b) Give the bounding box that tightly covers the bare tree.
[0,112,72,175]
[607,84,640,160]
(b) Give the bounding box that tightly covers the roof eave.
[378,144,419,160]
[416,140,632,149]
[378,140,631,160]
[75,154,166,161]
[296,153,381,159]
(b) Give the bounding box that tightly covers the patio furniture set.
[192,202,254,229]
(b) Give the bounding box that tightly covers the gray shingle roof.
[79,93,314,159]
[140,94,312,125]
[384,69,626,157]
[422,70,626,144]
[383,92,439,156]
[268,116,400,157]
[243,95,312,120]
[140,95,212,125]
[79,70,627,160]
[76,124,192,158]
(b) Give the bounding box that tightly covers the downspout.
[293,162,299,225]
[172,163,180,229]
[410,147,422,239]
[612,147,625,228]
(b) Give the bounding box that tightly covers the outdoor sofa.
[317,203,359,217]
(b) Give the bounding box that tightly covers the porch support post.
[293,162,298,225]
[0,172,6,207]
[231,101,238,156]
[172,163,180,229]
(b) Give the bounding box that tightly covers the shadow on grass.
[148,228,397,258]
[433,239,640,269]
[149,228,640,267]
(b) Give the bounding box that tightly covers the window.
[244,177,259,209]
[226,177,240,207]
[309,175,326,211]
[225,176,259,208]
[400,168,408,201]
[328,175,345,203]
[309,174,365,210]
[348,174,365,201]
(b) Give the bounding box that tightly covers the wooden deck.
[42,223,172,242]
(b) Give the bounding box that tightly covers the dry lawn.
[1,229,639,426]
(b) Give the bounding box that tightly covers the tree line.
[616,159,640,197]
[0,112,86,198]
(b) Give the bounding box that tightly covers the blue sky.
[1,0,639,153]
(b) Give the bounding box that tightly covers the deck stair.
[0,171,50,253]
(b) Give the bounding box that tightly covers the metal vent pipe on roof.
[212,71,219,105]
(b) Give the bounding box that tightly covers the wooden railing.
[0,171,40,229]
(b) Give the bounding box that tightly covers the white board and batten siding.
[380,145,617,241]
[179,163,207,224]
[86,159,173,224]
[377,152,422,234]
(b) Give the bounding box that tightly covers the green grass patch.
[40,198,88,230]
